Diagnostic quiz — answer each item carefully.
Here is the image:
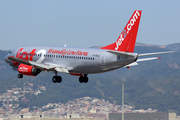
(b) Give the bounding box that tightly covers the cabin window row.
[19,53,95,60]
[49,55,95,60]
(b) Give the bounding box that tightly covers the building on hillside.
[109,113,180,120]
[18,113,32,119]
[67,114,80,118]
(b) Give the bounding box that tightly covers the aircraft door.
[100,53,106,65]
[52,54,56,61]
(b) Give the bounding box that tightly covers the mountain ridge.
[0,43,180,114]
[92,42,180,50]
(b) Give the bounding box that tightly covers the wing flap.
[54,67,69,73]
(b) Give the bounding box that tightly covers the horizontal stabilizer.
[107,50,137,57]
[124,62,138,67]
[137,57,160,62]
[138,51,174,57]
[125,57,161,67]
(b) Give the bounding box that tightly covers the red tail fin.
[101,10,142,52]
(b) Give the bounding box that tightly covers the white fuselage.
[5,46,138,74]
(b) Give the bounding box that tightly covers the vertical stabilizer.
[101,10,142,52]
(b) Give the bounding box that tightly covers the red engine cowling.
[18,64,41,76]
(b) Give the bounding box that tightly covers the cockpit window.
[8,50,12,54]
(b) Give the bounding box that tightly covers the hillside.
[1,43,180,114]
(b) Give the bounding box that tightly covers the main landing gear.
[52,73,89,83]
[52,76,62,83]
[17,72,88,84]
[17,74,23,79]
[79,74,88,83]
[52,72,62,83]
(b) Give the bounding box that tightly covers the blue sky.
[0,0,180,50]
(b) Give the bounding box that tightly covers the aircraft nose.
[4,54,11,64]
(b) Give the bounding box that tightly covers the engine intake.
[18,64,41,76]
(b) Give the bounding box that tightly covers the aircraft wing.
[8,57,31,65]
[8,57,69,73]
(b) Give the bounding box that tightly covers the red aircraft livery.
[47,49,89,56]
[4,10,174,83]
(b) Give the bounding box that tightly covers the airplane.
[4,10,174,83]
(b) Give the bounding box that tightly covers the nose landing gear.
[17,74,23,79]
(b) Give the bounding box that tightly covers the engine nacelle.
[18,64,41,76]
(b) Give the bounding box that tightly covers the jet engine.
[18,64,41,76]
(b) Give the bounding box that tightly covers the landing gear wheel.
[57,76,62,83]
[79,76,84,83]
[52,76,57,83]
[84,77,88,83]
[52,76,62,83]
[17,74,23,79]
[79,75,89,83]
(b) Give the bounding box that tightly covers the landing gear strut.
[17,74,23,79]
[79,74,88,83]
[52,72,62,83]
